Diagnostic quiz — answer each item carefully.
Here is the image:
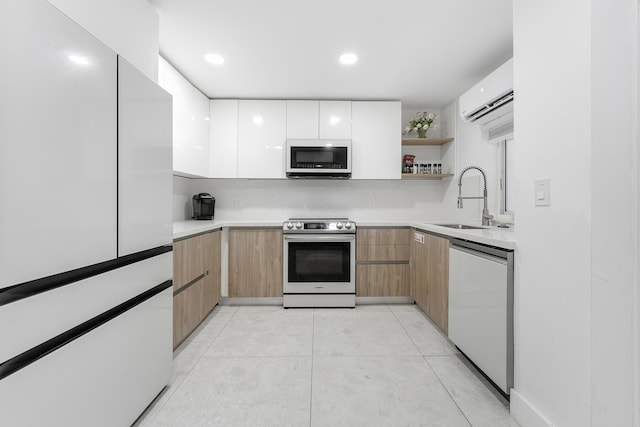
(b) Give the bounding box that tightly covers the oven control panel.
[283,218,356,233]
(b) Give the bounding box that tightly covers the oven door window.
[288,242,351,282]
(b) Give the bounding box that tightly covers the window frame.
[499,137,514,215]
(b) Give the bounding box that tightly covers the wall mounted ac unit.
[459,58,513,141]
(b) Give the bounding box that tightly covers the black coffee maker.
[192,193,215,220]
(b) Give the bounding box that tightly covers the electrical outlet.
[372,196,379,206]
[234,197,242,207]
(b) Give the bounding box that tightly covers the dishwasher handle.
[450,243,508,266]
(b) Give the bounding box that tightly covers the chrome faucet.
[457,165,493,226]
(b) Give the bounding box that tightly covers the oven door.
[283,234,355,294]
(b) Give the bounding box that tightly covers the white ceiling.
[148,0,513,109]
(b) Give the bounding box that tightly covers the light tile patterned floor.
[136,304,519,427]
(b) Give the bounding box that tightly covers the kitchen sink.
[437,224,486,230]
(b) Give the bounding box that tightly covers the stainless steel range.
[282,218,356,308]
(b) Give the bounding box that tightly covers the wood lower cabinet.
[357,264,410,296]
[356,227,411,297]
[357,228,411,261]
[173,229,221,348]
[173,235,204,291]
[173,277,204,347]
[228,228,282,297]
[202,231,221,314]
[411,229,449,333]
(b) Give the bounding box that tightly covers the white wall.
[590,0,637,425]
[440,100,502,225]
[45,0,159,81]
[176,177,449,223]
[512,1,592,425]
[173,176,193,221]
[512,0,639,426]
[400,105,494,226]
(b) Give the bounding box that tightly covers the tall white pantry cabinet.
[0,1,173,425]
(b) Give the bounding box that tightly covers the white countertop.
[173,220,516,250]
[407,222,516,250]
[173,220,281,240]
[173,220,223,239]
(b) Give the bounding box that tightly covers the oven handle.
[283,234,356,242]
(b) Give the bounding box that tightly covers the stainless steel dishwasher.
[448,239,514,396]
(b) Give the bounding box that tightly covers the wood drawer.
[356,264,410,297]
[173,278,204,347]
[173,235,204,290]
[357,228,410,261]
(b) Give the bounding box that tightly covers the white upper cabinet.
[118,57,173,256]
[286,100,351,139]
[158,57,210,177]
[208,99,396,179]
[351,101,402,180]
[237,100,287,178]
[209,100,239,178]
[0,0,118,288]
[286,100,319,139]
[319,101,352,139]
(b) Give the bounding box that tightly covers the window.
[499,138,514,215]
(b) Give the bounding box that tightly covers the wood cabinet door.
[357,228,410,261]
[411,230,429,310]
[425,234,450,333]
[357,227,411,297]
[357,264,410,296]
[173,278,204,348]
[173,235,205,291]
[229,229,283,297]
[202,230,221,314]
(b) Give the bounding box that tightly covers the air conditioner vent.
[459,58,514,134]
[464,90,514,122]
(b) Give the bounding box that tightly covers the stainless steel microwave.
[285,139,352,179]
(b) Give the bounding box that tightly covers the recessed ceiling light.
[205,53,225,66]
[339,53,358,65]
[68,55,90,66]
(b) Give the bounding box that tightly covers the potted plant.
[404,111,437,138]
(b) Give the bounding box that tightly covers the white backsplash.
[173,176,453,223]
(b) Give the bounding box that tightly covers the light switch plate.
[414,232,425,244]
[534,178,551,206]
